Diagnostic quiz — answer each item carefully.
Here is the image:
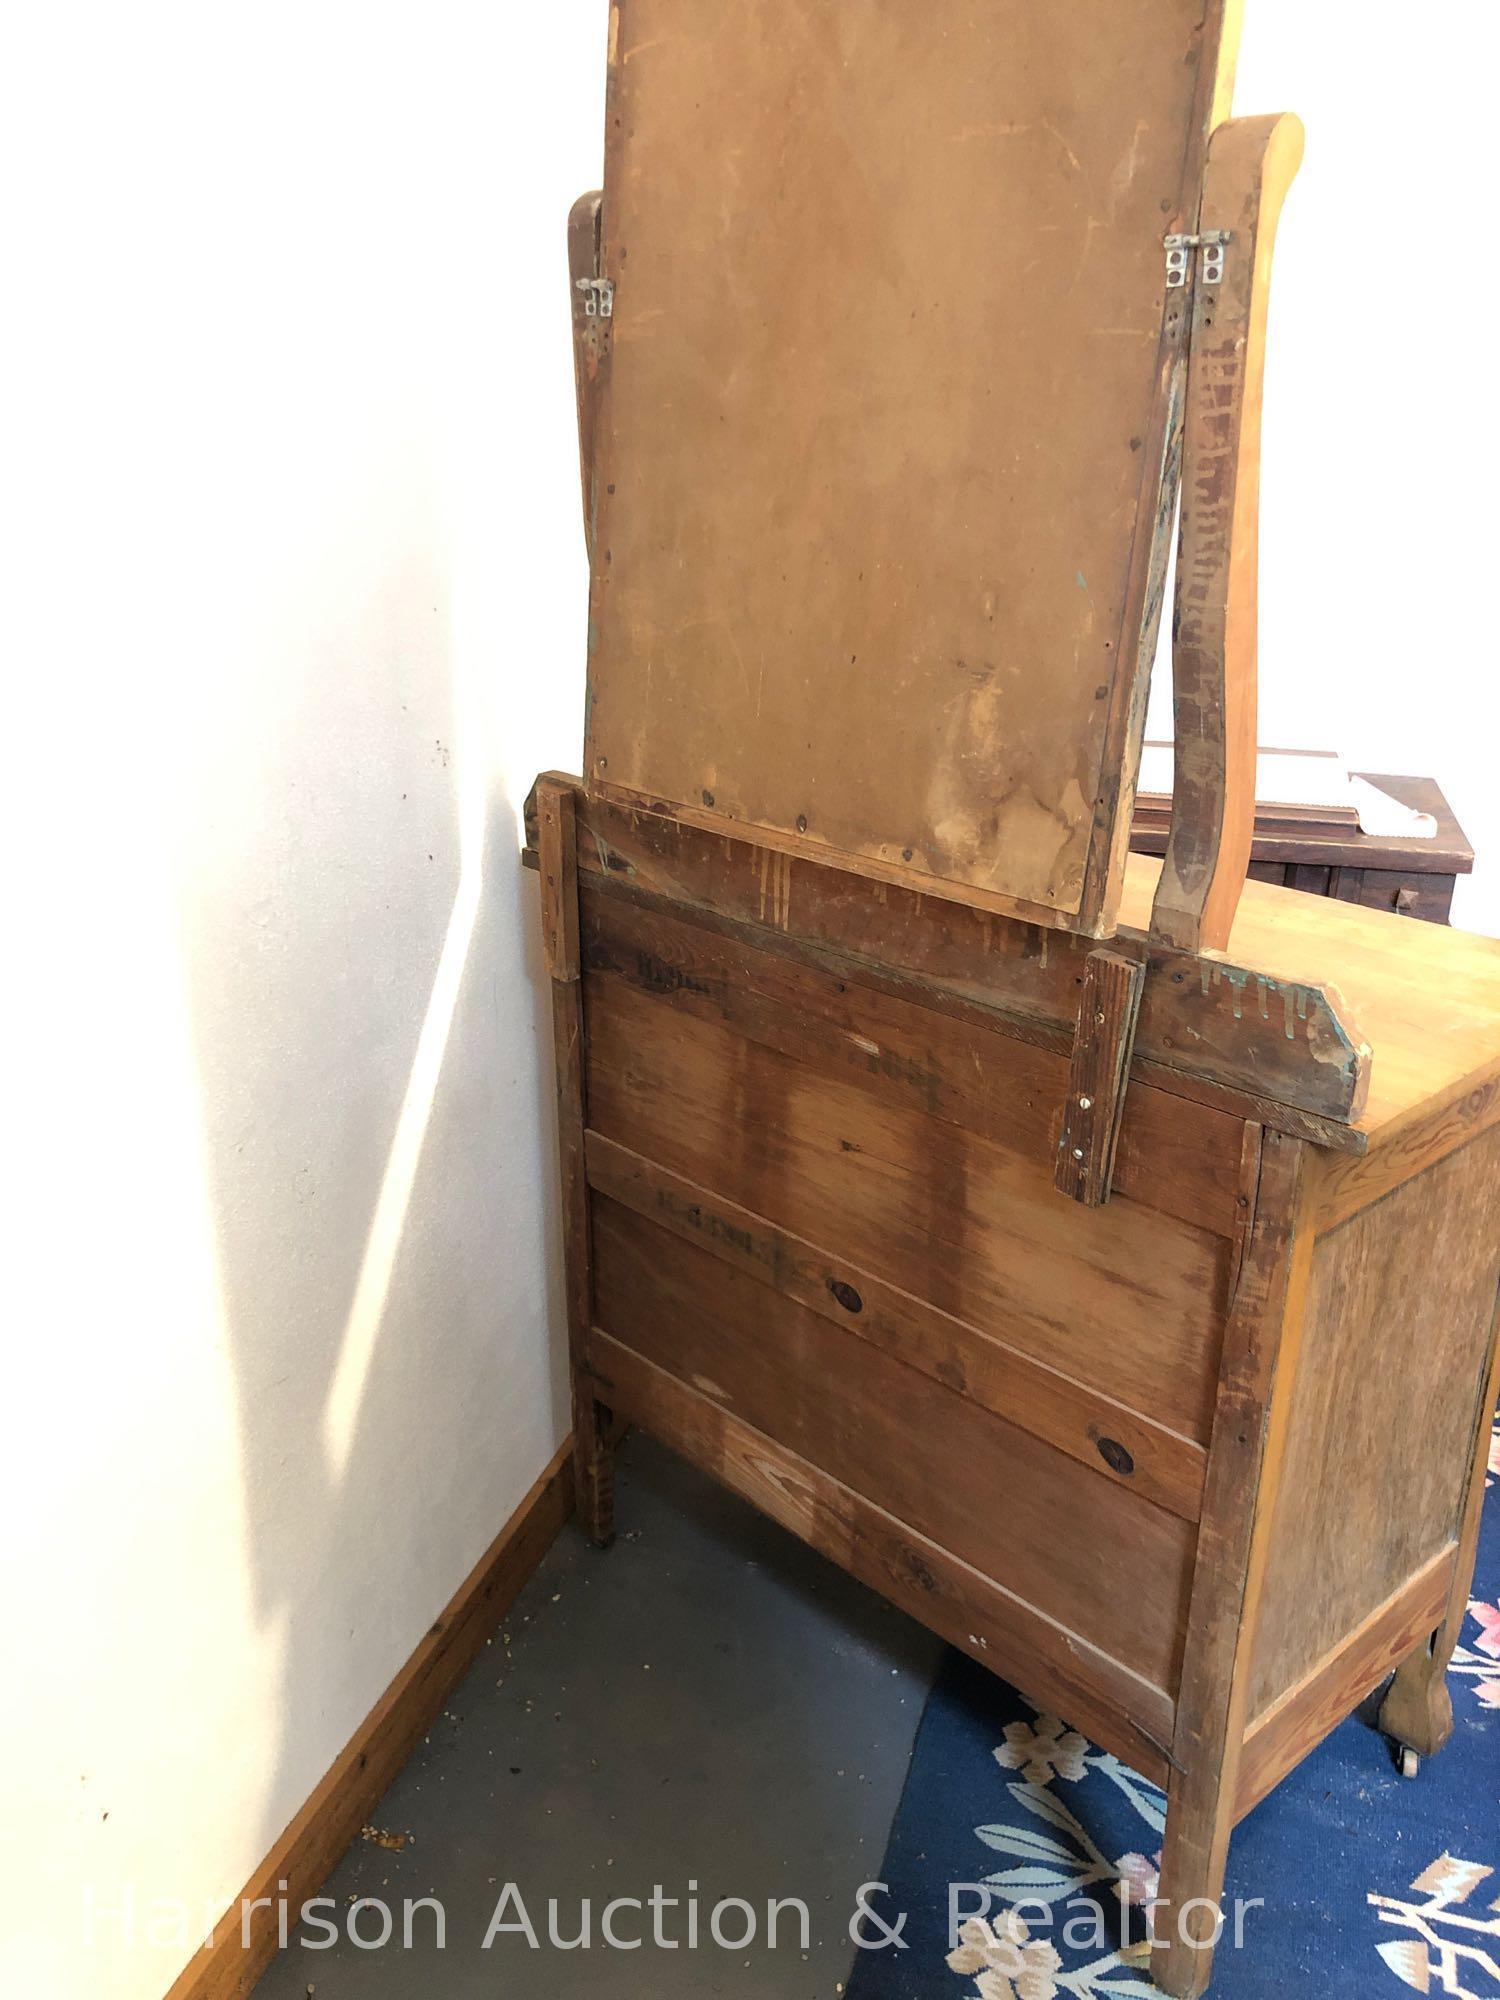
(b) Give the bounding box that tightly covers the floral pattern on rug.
[941,1720,1167,2000]
[1369,1854,1500,1998]
[1452,1597,1500,1713]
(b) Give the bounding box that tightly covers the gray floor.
[254,1434,943,1997]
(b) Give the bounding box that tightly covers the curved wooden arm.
[1148,113,1305,956]
[568,190,606,560]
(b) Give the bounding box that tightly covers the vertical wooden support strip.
[1153,1129,1314,1997]
[1077,0,1243,937]
[1150,113,1305,956]
[537,776,615,1548]
[1054,948,1146,1206]
[568,190,607,562]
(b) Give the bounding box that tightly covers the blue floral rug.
[848,1416,1500,2000]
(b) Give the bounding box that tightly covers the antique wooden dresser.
[524,5,1500,1991]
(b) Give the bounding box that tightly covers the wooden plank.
[533,830,1366,1152]
[1245,1126,1500,1718]
[1154,1131,1313,1997]
[1055,947,1146,1205]
[582,884,1245,1237]
[586,975,1232,1443]
[536,778,614,1545]
[587,1131,1208,1523]
[1227,1121,1263,1305]
[567,189,607,562]
[532,783,1371,1131]
[1235,1548,1457,1821]
[591,1330,1176,1786]
[586,0,1235,927]
[592,1196,1198,1690]
[1379,1283,1500,1760]
[163,1442,575,2000]
[1150,115,1305,956]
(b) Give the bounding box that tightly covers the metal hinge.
[1164,229,1232,289]
[575,277,615,319]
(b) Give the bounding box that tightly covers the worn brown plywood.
[586,0,1232,928]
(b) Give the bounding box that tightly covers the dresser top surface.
[1120,855,1500,1138]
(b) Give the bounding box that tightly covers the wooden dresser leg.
[1153,1763,1233,1998]
[572,1392,617,1550]
[1378,1632,1454,1765]
[538,775,616,1552]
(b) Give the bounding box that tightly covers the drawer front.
[1242,862,1455,924]
[590,1194,1196,1698]
[1353,868,1455,924]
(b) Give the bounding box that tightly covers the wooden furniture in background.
[1132,773,1475,925]
[532,7,1500,1993]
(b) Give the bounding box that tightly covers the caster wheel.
[1398,1747,1420,1780]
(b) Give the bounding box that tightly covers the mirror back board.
[583,0,1237,932]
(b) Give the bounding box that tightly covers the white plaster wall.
[1,6,1494,2000]
[2,7,606,1996]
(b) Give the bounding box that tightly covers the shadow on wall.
[177,512,571,1883]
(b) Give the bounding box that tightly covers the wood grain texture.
[537,777,581,983]
[585,972,1232,1443]
[1055,947,1146,1205]
[162,1442,575,2000]
[1379,1284,1500,1760]
[538,778,614,1546]
[582,883,1244,1236]
[531,783,1373,1133]
[1245,1126,1500,1719]
[1237,1548,1456,1819]
[1150,114,1305,955]
[587,1131,1208,1522]
[585,0,1233,925]
[1315,1064,1500,1233]
[567,189,606,562]
[1121,854,1500,1144]
[592,1198,1196,1688]
[592,1330,1176,1783]
[1154,1131,1311,1997]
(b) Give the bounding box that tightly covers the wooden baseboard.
[164,1439,575,2000]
